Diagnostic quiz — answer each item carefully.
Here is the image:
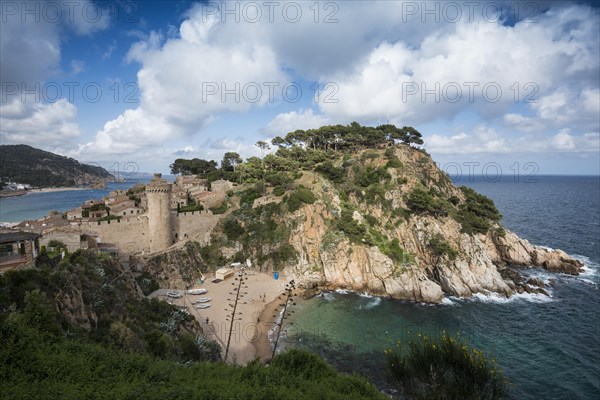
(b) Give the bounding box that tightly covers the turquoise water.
[283,176,600,399]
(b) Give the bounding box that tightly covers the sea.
[281,175,600,400]
[1,175,598,398]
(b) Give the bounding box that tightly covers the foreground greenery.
[0,317,385,399]
[0,249,220,362]
[386,332,508,400]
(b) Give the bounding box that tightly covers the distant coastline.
[0,187,90,198]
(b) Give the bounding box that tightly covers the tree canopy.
[170,158,218,176]
[169,122,424,186]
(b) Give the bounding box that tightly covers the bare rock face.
[494,230,583,275]
[282,180,582,304]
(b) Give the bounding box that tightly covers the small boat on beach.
[194,303,211,309]
[193,297,211,304]
[186,288,208,295]
[166,291,182,298]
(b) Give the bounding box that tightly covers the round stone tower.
[146,173,173,253]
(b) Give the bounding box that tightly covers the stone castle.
[32,173,228,257]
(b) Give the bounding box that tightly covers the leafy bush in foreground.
[386,332,508,400]
[0,315,386,400]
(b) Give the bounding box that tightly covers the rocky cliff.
[279,146,582,302]
[149,145,582,303]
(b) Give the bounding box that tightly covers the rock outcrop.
[278,147,583,303]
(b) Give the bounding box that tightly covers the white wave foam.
[335,289,352,294]
[358,292,374,298]
[572,254,600,277]
[441,297,458,306]
[317,292,337,302]
[468,292,555,304]
[363,297,382,309]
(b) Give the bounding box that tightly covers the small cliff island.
[140,123,582,303]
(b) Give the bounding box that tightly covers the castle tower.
[146,173,173,253]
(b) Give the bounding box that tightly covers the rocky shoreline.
[286,207,583,304]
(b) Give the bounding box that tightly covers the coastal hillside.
[144,123,583,303]
[0,144,112,188]
[0,248,385,399]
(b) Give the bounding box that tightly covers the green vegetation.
[366,228,414,266]
[354,165,391,188]
[273,186,287,196]
[428,234,458,261]
[285,186,317,212]
[336,209,366,244]
[0,144,112,188]
[177,202,204,213]
[207,202,298,272]
[170,158,218,176]
[406,187,451,217]
[386,332,508,400]
[0,317,385,400]
[239,185,263,206]
[1,249,218,363]
[315,161,346,183]
[455,186,502,235]
[209,201,227,215]
[135,271,160,296]
[405,185,502,236]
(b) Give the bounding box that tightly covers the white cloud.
[262,109,330,136]
[505,87,600,133]
[551,129,576,150]
[0,99,81,144]
[318,5,599,128]
[425,126,599,155]
[86,10,288,156]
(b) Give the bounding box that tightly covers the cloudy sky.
[1,0,599,176]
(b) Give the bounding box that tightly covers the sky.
[1,0,599,177]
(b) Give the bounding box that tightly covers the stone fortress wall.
[76,174,223,256]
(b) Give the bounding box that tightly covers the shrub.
[459,186,502,222]
[179,203,204,213]
[453,187,502,235]
[239,186,262,206]
[136,272,160,296]
[406,187,450,217]
[209,202,227,215]
[428,234,458,260]
[315,161,346,184]
[273,186,286,196]
[222,218,244,241]
[354,166,391,187]
[286,186,316,212]
[336,210,365,243]
[386,332,508,400]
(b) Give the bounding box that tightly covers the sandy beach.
[29,187,90,193]
[156,270,288,364]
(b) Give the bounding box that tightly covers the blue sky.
[1,0,599,176]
